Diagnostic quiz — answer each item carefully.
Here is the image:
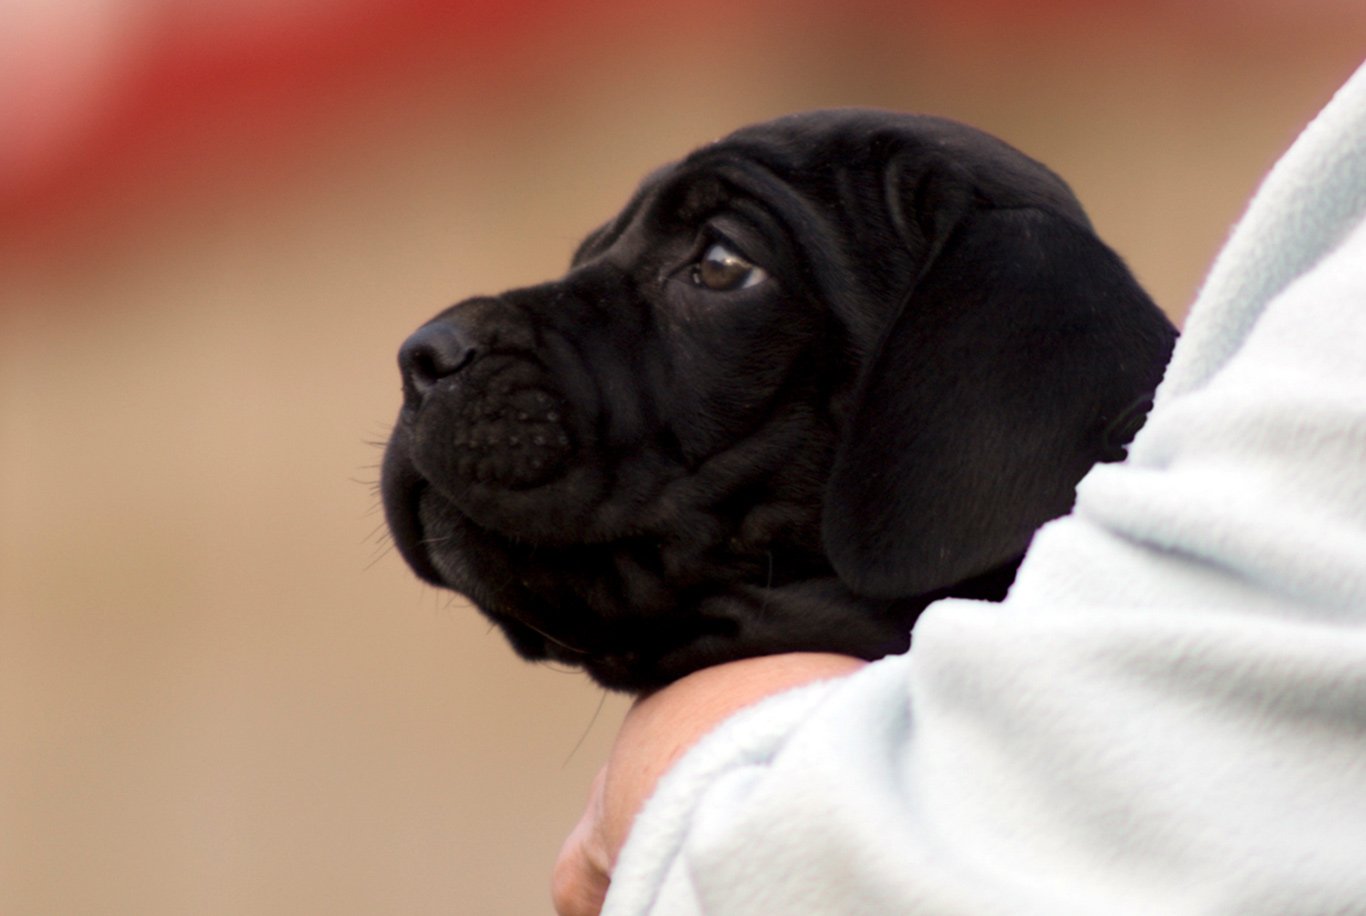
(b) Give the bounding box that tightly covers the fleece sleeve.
[602,63,1366,916]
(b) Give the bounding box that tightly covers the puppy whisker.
[562,688,610,768]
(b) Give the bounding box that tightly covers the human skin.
[550,653,868,916]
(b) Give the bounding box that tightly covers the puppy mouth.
[384,474,627,673]
[380,358,577,586]
[381,455,725,688]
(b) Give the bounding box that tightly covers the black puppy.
[381,110,1177,692]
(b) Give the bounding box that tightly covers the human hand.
[550,653,867,916]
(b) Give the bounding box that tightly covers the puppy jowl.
[381,110,1177,692]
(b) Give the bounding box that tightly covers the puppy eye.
[691,242,768,291]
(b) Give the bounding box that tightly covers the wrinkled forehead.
[720,109,1090,225]
[573,109,1086,266]
[571,139,852,268]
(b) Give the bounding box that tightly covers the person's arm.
[552,654,867,916]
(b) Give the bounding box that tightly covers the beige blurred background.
[2,2,1362,912]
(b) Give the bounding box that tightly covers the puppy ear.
[823,163,1175,600]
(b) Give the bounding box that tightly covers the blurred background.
[1,1,1361,912]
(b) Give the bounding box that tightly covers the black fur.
[381,110,1177,692]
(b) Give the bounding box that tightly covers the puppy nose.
[398,321,477,406]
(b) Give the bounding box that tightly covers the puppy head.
[381,110,1176,690]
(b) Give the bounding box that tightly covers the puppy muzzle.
[397,310,576,493]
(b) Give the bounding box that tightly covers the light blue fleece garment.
[604,62,1366,916]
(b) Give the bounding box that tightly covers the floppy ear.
[823,161,1176,600]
